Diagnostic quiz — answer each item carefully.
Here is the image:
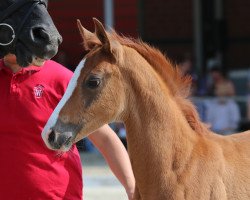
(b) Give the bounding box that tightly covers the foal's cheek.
[74,134,84,143]
[73,125,93,142]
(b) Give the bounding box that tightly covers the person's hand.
[126,188,134,200]
[125,180,135,200]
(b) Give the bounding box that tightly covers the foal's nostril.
[31,27,50,43]
[48,130,56,144]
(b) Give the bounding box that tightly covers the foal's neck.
[121,48,199,193]
[122,48,197,157]
[124,85,198,166]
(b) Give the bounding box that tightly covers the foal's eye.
[86,77,101,89]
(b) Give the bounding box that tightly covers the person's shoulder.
[42,60,73,80]
[38,60,74,94]
[228,99,238,106]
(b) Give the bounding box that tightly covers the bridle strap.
[0,0,46,22]
[15,1,40,39]
[0,0,46,46]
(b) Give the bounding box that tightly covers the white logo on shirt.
[34,84,44,98]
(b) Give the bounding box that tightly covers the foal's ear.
[77,19,101,51]
[93,18,111,53]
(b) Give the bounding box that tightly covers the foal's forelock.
[41,59,86,142]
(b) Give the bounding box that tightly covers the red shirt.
[0,60,83,200]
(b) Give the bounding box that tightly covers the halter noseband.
[0,0,46,46]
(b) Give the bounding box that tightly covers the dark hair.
[209,66,228,78]
[178,53,193,64]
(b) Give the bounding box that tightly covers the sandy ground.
[80,152,128,200]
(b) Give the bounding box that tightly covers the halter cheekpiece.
[0,0,46,46]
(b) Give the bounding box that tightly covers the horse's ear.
[93,18,111,53]
[92,18,123,63]
[77,19,101,51]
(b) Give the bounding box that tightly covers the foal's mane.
[113,35,191,98]
[111,33,208,134]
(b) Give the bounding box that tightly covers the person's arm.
[205,100,214,129]
[248,97,250,121]
[88,124,135,200]
[229,101,241,131]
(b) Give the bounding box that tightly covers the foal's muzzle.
[43,119,82,152]
[47,129,73,151]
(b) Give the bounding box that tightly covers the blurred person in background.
[205,67,241,135]
[247,69,250,121]
[178,53,208,121]
[177,53,198,95]
[207,66,235,97]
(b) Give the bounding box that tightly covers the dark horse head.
[0,0,62,67]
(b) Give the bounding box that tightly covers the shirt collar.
[0,59,44,75]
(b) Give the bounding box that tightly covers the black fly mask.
[0,0,62,67]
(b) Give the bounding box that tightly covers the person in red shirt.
[0,54,135,200]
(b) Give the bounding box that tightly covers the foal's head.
[42,18,206,151]
[0,0,62,66]
[42,19,127,151]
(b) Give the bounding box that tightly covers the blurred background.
[49,0,250,72]
[48,0,250,199]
